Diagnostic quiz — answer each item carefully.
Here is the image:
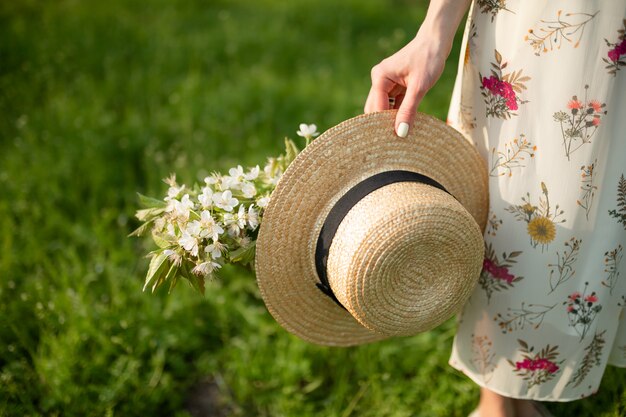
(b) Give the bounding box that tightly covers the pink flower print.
[481,77,519,111]
[509,340,562,388]
[495,266,515,284]
[604,22,626,75]
[479,50,530,119]
[585,294,598,303]
[592,117,601,127]
[483,258,516,284]
[608,39,626,62]
[608,48,620,62]
[515,358,533,370]
[478,244,524,303]
[518,358,560,374]
[482,75,499,93]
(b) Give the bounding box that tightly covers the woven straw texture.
[327,182,484,336]
[255,110,489,346]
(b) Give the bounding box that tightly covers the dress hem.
[448,358,601,403]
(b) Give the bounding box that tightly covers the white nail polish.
[397,122,409,138]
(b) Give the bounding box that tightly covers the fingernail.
[397,122,409,138]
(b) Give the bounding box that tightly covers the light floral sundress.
[447,0,626,401]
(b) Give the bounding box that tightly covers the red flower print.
[482,75,499,92]
[567,99,583,110]
[585,294,598,303]
[588,100,603,113]
[553,85,607,160]
[569,292,581,301]
[509,340,562,388]
[517,357,560,374]
[564,283,602,340]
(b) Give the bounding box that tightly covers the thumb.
[394,83,424,138]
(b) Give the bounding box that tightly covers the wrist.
[419,0,472,57]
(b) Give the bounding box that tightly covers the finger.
[395,82,425,138]
[365,65,399,113]
[364,84,390,113]
[393,93,405,109]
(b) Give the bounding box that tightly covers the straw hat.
[255,110,488,346]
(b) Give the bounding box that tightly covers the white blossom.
[256,196,270,208]
[297,123,319,139]
[166,194,195,221]
[241,182,256,198]
[228,165,245,180]
[204,175,219,185]
[204,243,222,259]
[198,187,214,209]
[192,261,221,276]
[221,175,241,191]
[165,184,185,201]
[164,249,182,266]
[199,210,224,241]
[244,165,260,181]
[247,205,259,229]
[212,190,238,211]
[179,230,199,257]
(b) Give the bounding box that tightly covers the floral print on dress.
[602,245,623,295]
[505,182,565,251]
[476,0,514,22]
[553,85,607,161]
[525,10,598,56]
[486,211,503,237]
[447,0,626,400]
[471,334,497,383]
[608,174,626,230]
[508,339,562,389]
[494,302,556,333]
[604,19,626,76]
[567,330,606,388]
[565,282,602,341]
[479,242,524,303]
[548,237,582,294]
[489,134,536,177]
[480,50,530,119]
[577,160,598,220]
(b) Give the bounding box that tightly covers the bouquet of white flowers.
[130,124,319,294]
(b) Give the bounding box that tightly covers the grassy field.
[0,0,624,416]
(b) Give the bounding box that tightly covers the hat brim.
[255,110,488,346]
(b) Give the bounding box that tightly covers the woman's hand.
[364,0,472,137]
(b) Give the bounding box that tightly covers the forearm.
[418,0,473,57]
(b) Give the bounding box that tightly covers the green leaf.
[284,138,300,165]
[138,193,167,209]
[230,241,256,266]
[143,251,169,292]
[136,207,165,222]
[128,219,154,237]
[151,232,173,249]
[165,263,179,293]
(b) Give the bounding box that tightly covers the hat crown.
[326,181,484,336]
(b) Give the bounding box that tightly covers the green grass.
[0,0,624,416]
